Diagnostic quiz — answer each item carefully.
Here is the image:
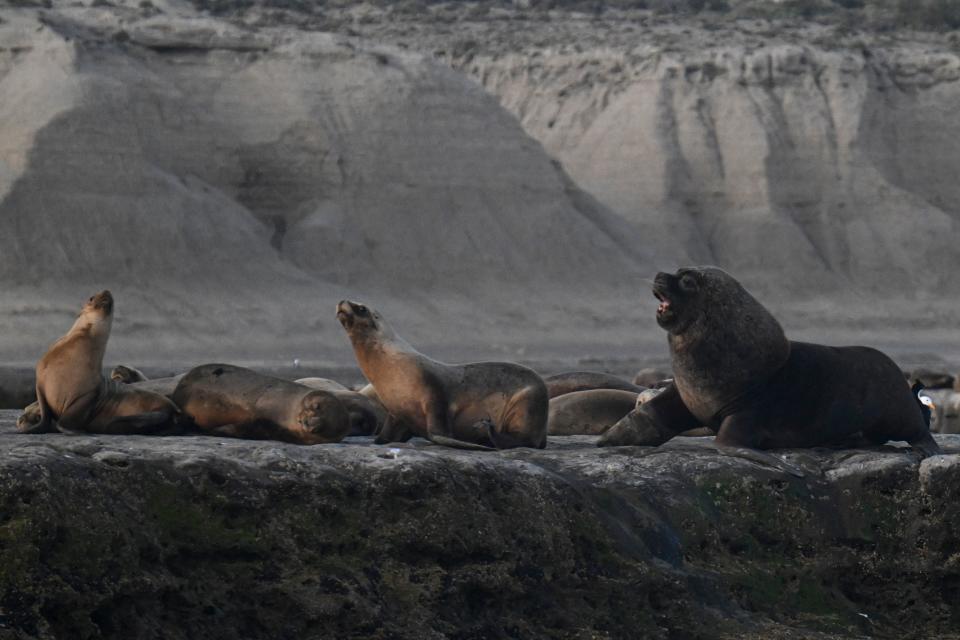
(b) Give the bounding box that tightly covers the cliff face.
[459,41,960,298]
[0,7,649,361]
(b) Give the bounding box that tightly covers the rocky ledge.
[1,410,959,639]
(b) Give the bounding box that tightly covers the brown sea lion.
[20,291,181,435]
[170,364,351,444]
[19,373,185,431]
[336,300,548,450]
[542,372,643,399]
[632,368,672,389]
[296,377,386,436]
[598,267,940,459]
[548,389,638,435]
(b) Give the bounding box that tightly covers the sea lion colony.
[14,267,940,458]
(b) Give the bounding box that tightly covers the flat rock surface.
[2,410,960,639]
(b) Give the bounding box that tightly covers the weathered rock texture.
[2,409,960,639]
[457,37,960,299]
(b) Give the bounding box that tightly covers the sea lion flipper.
[598,383,697,447]
[16,399,54,434]
[908,432,942,459]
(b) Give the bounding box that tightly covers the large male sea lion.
[19,291,181,435]
[598,267,941,458]
[542,372,643,398]
[171,364,351,444]
[336,300,548,449]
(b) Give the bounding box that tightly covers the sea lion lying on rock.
[18,291,181,435]
[542,372,643,398]
[336,300,548,449]
[598,268,940,458]
[295,377,386,436]
[171,364,351,444]
[548,389,639,435]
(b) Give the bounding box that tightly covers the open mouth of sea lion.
[336,301,354,329]
[652,273,676,321]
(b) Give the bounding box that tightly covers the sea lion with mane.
[18,291,181,435]
[336,300,548,449]
[598,267,940,458]
[171,364,351,444]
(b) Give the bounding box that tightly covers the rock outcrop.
[2,409,960,639]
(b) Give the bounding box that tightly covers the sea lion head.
[653,267,726,334]
[73,290,114,337]
[654,266,790,417]
[298,390,351,442]
[653,267,776,336]
[336,300,394,343]
[83,290,114,316]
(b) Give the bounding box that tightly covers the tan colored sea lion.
[598,267,940,458]
[295,377,386,436]
[18,371,186,431]
[336,300,548,449]
[171,364,351,444]
[547,389,638,435]
[19,291,181,435]
[542,372,643,399]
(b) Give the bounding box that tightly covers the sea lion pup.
[598,267,941,458]
[19,291,181,435]
[336,300,548,450]
[170,364,351,444]
[548,389,639,435]
[295,378,386,436]
[542,372,643,399]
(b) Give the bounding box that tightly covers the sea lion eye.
[680,274,698,291]
[356,306,368,317]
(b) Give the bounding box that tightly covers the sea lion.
[111,365,148,384]
[598,267,940,458]
[20,291,181,435]
[296,377,385,436]
[336,300,548,449]
[548,389,638,435]
[542,372,643,399]
[19,373,186,431]
[170,364,350,444]
[632,368,672,389]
